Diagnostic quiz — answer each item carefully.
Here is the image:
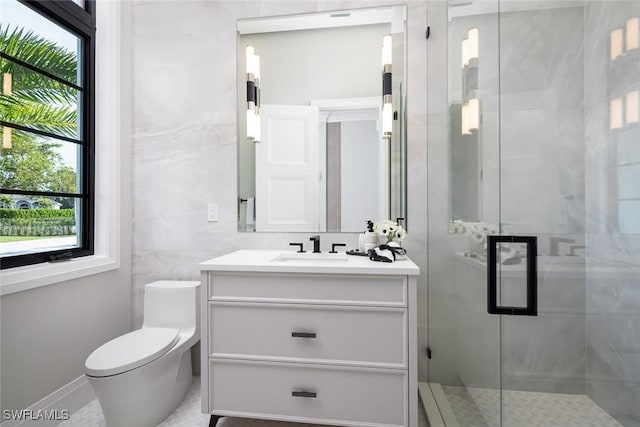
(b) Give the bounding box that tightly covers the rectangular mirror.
[237,6,407,233]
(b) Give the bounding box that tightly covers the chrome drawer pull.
[291,332,316,338]
[292,391,317,398]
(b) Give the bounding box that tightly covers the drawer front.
[209,302,406,367]
[208,273,406,307]
[209,359,407,427]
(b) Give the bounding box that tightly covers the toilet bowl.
[85,280,200,427]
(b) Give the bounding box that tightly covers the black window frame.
[0,0,96,269]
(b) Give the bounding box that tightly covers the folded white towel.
[246,197,255,225]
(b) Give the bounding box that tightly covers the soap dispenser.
[363,220,379,253]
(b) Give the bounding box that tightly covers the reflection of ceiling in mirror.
[238,6,405,35]
[449,0,583,21]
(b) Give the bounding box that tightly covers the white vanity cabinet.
[200,250,420,427]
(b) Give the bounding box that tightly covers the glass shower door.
[428,0,640,426]
[496,1,640,426]
[426,0,503,425]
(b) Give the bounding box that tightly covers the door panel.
[256,104,320,231]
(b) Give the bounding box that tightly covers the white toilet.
[85,280,200,427]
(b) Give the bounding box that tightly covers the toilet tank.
[143,281,200,333]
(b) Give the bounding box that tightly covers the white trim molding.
[0,376,94,427]
[0,0,125,296]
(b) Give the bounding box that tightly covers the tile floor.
[442,385,623,427]
[61,377,429,427]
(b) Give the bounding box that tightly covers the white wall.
[130,0,428,378]
[0,267,132,413]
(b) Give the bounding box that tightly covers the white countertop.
[453,252,639,277]
[199,249,420,276]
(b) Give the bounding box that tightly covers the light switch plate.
[207,203,218,222]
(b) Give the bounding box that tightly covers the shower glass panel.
[427,0,640,426]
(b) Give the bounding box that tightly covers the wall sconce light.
[626,91,639,124]
[461,103,470,135]
[461,28,479,68]
[461,37,470,70]
[467,98,479,130]
[467,28,479,64]
[461,97,479,135]
[2,73,12,149]
[246,46,261,143]
[627,17,639,51]
[382,34,393,139]
[610,28,624,61]
[610,97,624,129]
[610,92,640,129]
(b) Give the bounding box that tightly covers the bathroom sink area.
[200,248,420,427]
[200,249,419,275]
[271,252,349,262]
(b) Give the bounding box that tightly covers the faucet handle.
[289,243,306,253]
[329,243,346,253]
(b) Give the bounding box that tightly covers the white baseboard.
[1,376,95,427]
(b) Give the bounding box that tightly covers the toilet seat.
[85,327,180,377]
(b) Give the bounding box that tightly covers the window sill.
[0,254,119,296]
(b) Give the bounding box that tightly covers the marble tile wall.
[583,1,640,425]
[130,0,428,375]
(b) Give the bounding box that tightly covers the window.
[614,126,640,233]
[0,0,95,269]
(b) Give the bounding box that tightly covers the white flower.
[449,220,497,240]
[373,220,407,242]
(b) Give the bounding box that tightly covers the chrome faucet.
[310,235,321,253]
[548,237,576,256]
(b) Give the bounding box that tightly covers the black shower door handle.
[487,235,537,316]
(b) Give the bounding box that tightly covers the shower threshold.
[419,382,622,427]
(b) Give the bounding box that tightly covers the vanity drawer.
[208,272,406,307]
[209,359,407,427]
[209,302,406,367]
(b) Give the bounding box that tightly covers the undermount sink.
[271,252,349,262]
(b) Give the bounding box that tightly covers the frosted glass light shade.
[245,45,261,142]
[610,98,624,129]
[461,103,470,135]
[246,46,256,75]
[382,35,392,67]
[461,38,469,69]
[626,91,639,124]
[247,109,260,142]
[467,28,479,61]
[627,17,639,51]
[468,98,479,130]
[611,29,624,60]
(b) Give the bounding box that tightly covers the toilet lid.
[85,328,180,377]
